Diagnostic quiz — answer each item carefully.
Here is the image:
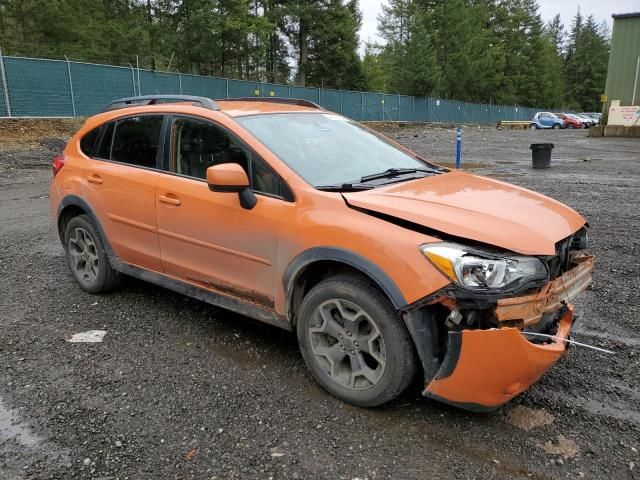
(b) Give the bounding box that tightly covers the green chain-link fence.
[0,54,542,122]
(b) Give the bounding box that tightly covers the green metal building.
[604,12,640,107]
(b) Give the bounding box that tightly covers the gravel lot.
[0,120,639,479]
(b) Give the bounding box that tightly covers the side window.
[111,116,163,168]
[171,117,292,200]
[172,117,248,179]
[251,157,292,199]
[95,122,114,159]
[79,127,101,157]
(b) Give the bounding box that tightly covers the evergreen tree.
[305,0,366,90]
[362,44,389,92]
[283,0,321,86]
[262,0,291,83]
[546,13,566,55]
[377,0,411,47]
[565,14,610,110]
[401,15,441,97]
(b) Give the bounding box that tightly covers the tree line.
[0,0,610,110]
[367,0,610,111]
[0,0,366,89]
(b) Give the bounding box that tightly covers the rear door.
[81,115,164,271]
[155,115,293,309]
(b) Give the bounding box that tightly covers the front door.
[156,116,293,309]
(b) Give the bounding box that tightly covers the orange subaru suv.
[50,95,594,411]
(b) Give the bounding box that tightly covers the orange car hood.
[343,171,586,255]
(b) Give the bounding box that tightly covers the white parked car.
[577,113,600,126]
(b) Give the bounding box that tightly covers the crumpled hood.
[343,171,586,255]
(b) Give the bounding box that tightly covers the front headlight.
[420,242,548,291]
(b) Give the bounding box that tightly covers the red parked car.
[554,113,582,129]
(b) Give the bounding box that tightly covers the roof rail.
[104,95,219,112]
[218,97,322,109]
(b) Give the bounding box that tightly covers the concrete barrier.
[589,125,640,138]
[588,126,605,137]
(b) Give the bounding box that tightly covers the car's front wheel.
[530,123,538,129]
[64,215,121,293]
[297,274,417,407]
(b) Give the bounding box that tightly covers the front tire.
[297,274,417,407]
[64,215,121,293]
[529,123,538,129]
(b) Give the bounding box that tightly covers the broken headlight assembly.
[420,242,548,292]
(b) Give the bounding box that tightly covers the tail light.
[52,154,66,177]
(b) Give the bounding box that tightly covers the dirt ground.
[0,119,639,479]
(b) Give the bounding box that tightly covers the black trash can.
[530,143,554,169]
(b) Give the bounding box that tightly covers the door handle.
[158,194,182,206]
[87,174,103,185]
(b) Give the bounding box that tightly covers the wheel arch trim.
[57,195,115,257]
[283,247,408,319]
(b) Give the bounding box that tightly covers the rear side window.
[95,122,115,160]
[79,128,100,157]
[93,116,163,168]
[112,116,163,168]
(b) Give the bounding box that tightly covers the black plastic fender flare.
[56,195,116,257]
[283,247,408,320]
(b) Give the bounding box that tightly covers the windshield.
[236,113,434,187]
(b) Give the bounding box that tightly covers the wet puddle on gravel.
[0,397,42,446]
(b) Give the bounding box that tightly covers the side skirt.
[109,255,292,332]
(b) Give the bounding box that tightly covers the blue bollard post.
[455,127,462,169]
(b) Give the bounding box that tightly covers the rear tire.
[64,215,121,293]
[296,274,417,407]
[552,123,561,130]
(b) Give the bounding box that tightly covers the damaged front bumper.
[408,254,594,412]
[424,306,574,411]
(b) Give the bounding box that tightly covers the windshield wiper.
[359,167,439,183]
[316,183,375,192]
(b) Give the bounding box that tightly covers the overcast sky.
[359,0,640,51]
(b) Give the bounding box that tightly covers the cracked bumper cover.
[423,254,594,411]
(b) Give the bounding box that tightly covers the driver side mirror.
[206,163,257,210]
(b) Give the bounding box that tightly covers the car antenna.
[521,332,615,354]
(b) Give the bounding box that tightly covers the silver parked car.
[578,113,601,126]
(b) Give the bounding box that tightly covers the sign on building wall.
[608,100,640,126]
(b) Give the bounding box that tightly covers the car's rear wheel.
[297,274,417,407]
[552,123,561,129]
[64,215,121,293]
